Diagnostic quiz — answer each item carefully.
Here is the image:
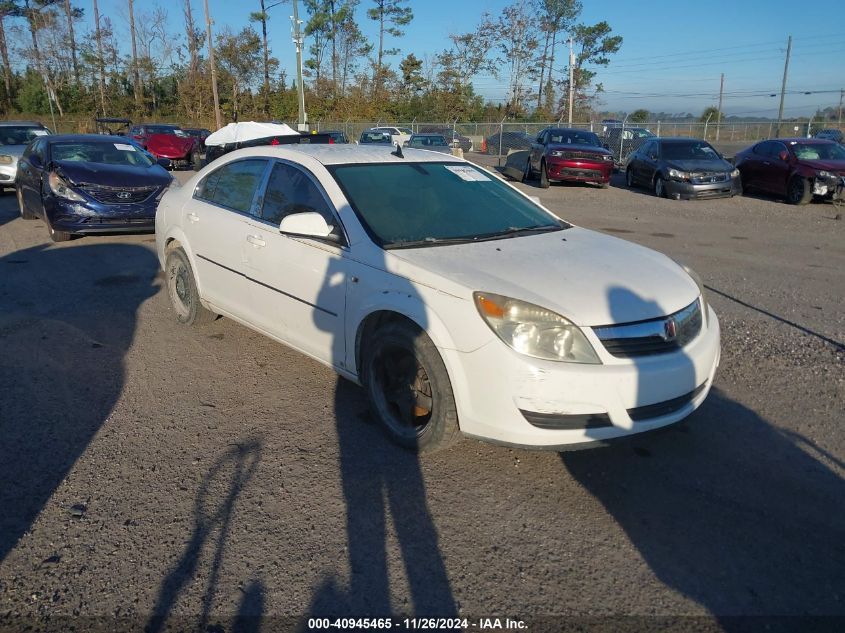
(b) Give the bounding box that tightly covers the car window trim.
[193,157,272,217]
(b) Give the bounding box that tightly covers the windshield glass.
[146,126,186,136]
[51,141,155,167]
[410,135,448,148]
[661,141,720,161]
[0,126,49,145]
[331,162,566,248]
[791,142,845,161]
[548,129,600,146]
[398,128,413,135]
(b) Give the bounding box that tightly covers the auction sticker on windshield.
[445,165,491,182]
[114,143,136,151]
[32,130,49,136]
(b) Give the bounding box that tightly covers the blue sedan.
[15,134,174,242]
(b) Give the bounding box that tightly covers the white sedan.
[155,145,720,451]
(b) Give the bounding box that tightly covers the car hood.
[664,158,733,172]
[146,134,195,156]
[548,143,611,155]
[388,227,700,326]
[0,145,25,158]
[797,158,845,172]
[54,160,172,188]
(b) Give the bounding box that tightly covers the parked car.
[483,131,533,155]
[812,128,843,144]
[321,130,349,144]
[183,127,212,150]
[370,126,413,145]
[95,117,132,136]
[405,133,452,154]
[16,134,173,242]
[419,126,473,152]
[734,138,845,205]
[128,124,201,170]
[625,138,741,200]
[204,122,333,164]
[525,127,614,188]
[604,127,656,166]
[0,121,51,190]
[359,130,394,145]
[156,144,720,452]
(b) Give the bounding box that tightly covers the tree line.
[0,0,623,127]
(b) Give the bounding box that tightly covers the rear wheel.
[362,320,460,452]
[164,247,216,326]
[786,175,812,205]
[654,176,666,198]
[522,157,532,183]
[17,187,35,219]
[539,160,550,189]
[191,150,202,172]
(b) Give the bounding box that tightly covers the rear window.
[0,125,49,145]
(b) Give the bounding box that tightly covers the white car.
[370,126,412,146]
[155,145,720,451]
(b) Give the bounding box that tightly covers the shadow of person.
[233,578,266,633]
[306,244,456,618]
[146,439,261,633]
[562,288,845,627]
[0,241,159,563]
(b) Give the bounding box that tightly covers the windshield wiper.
[470,224,566,241]
[383,236,482,249]
[382,225,566,249]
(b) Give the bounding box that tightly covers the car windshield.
[147,126,186,137]
[51,141,155,167]
[398,128,413,135]
[792,142,845,160]
[410,135,448,147]
[548,129,600,146]
[330,162,567,248]
[0,126,49,145]
[631,129,655,138]
[661,141,720,160]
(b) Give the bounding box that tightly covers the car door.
[182,158,270,320]
[241,160,349,366]
[17,138,47,218]
[638,140,659,184]
[628,141,648,184]
[759,141,791,194]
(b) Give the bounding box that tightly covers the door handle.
[187,212,199,223]
[246,235,266,247]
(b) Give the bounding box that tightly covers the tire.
[191,150,202,172]
[362,320,460,452]
[626,168,635,189]
[654,175,666,198]
[522,157,532,183]
[787,175,812,205]
[48,223,72,242]
[17,187,35,219]
[164,247,216,326]
[539,160,550,189]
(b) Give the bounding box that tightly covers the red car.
[734,138,845,205]
[129,123,201,170]
[525,127,614,188]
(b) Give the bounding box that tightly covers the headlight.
[48,172,85,202]
[730,168,740,178]
[668,168,690,180]
[679,264,708,327]
[550,150,563,157]
[602,154,614,161]
[817,170,833,179]
[473,292,601,364]
[0,155,13,165]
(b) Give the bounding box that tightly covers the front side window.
[331,162,566,248]
[661,141,720,161]
[195,159,268,214]
[261,162,335,227]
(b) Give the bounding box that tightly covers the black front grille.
[628,384,706,421]
[690,172,728,184]
[81,185,158,204]
[558,168,602,179]
[562,151,604,160]
[594,299,703,358]
[520,410,612,430]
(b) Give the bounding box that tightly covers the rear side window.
[261,162,335,226]
[195,159,268,214]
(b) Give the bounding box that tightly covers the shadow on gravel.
[146,439,262,633]
[0,190,17,229]
[561,390,845,627]
[0,242,158,564]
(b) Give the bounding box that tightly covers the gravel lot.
[0,157,843,632]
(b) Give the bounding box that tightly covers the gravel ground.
[0,158,843,632]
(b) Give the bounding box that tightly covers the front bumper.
[547,158,613,183]
[0,162,17,186]
[664,176,742,200]
[442,305,720,449]
[46,198,156,234]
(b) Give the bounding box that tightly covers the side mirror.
[778,150,789,161]
[602,143,610,150]
[279,211,335,240]
[157,157,171,169]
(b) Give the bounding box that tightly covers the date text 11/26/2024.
[307,617,528,630]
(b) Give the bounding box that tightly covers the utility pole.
[838,89,843,128]
[715,73,724,141]
[92,0,107,117]
[567,37,575,125]
[776,35,792,137]
[203,0,222,129]
[291,0,307,131]
[128,0,142,112]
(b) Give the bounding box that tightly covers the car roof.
[655,137,711,143]
[222,144,463,166]
[410,132,444,136]
[768,137,836,143]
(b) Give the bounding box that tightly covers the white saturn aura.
[155,145,720,451]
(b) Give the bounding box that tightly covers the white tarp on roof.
[204,121,299,146]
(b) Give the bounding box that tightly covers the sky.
[80,0,845,118]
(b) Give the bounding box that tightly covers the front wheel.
[362,320,460,452]
[191,150,202,172]
[787,175,812,205]
[539,160,550,189]
[522,158,532,183]
[626,168,635,188]
[654,176,666,198]
[164,247,216,326]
